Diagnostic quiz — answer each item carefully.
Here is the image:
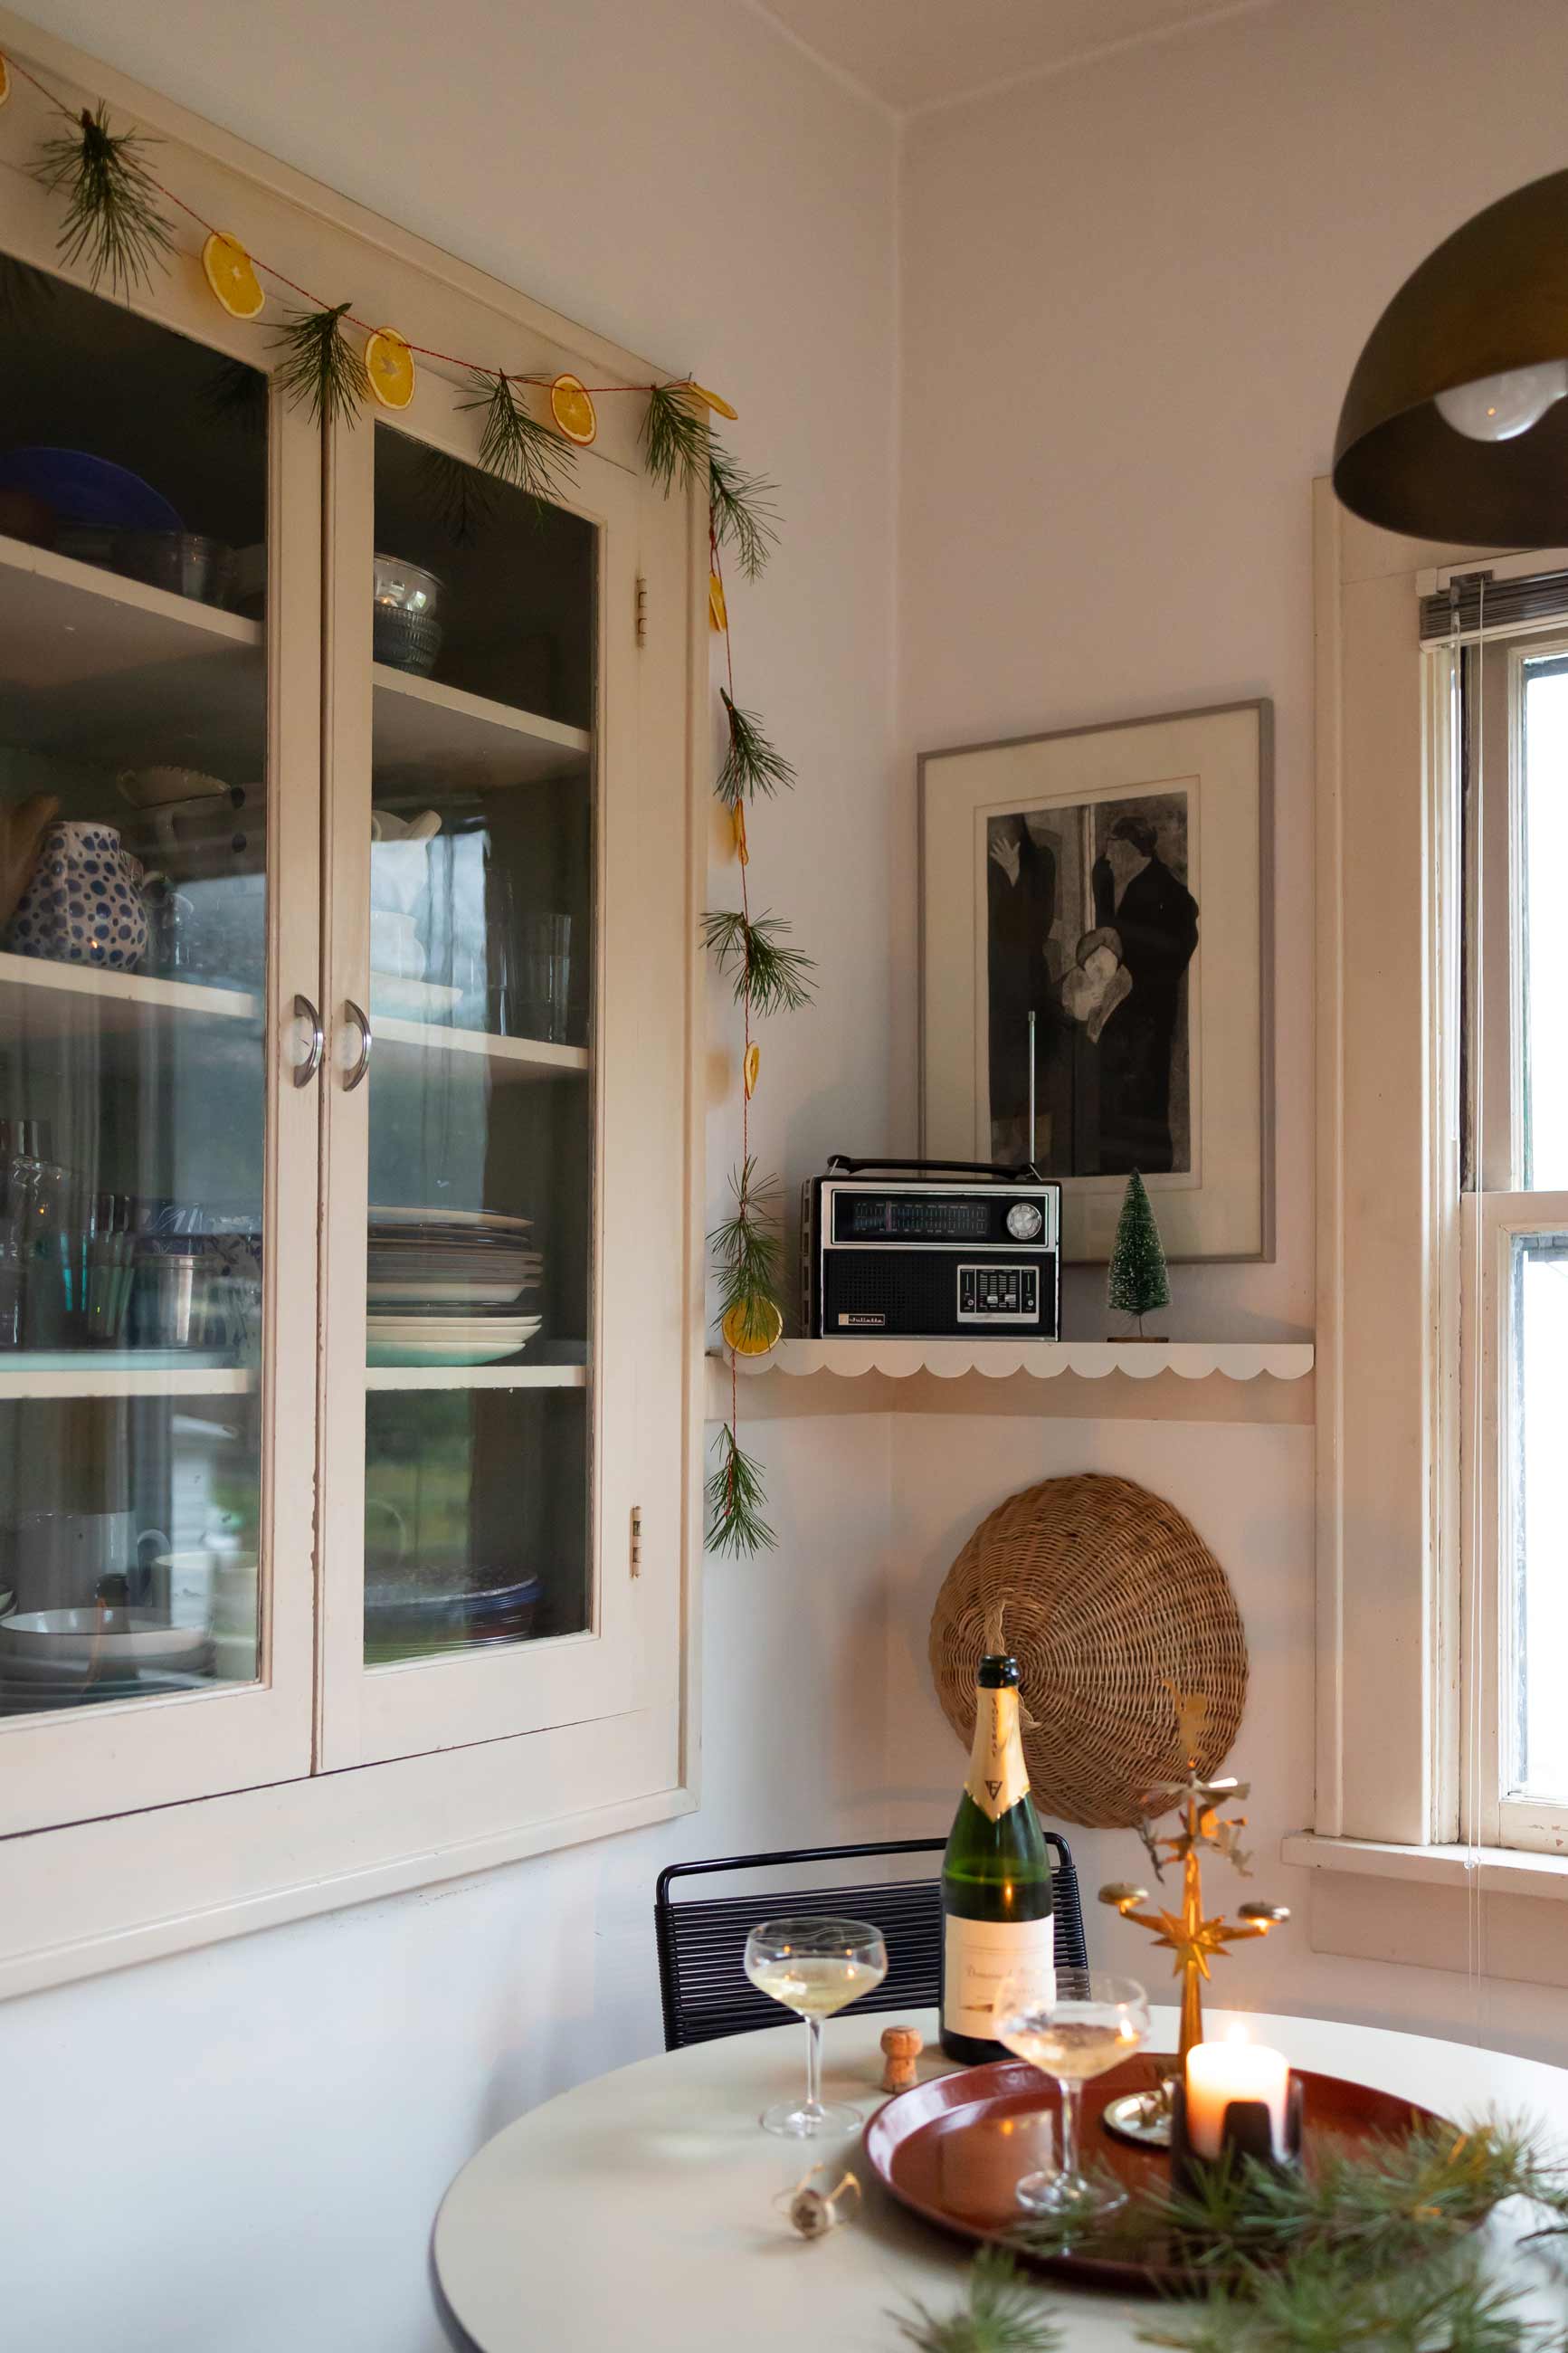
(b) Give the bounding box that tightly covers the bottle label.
[943,1914,1055,2042]
[965,1688,1030,1824]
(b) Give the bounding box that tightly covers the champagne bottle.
[939,1650,1055,2063]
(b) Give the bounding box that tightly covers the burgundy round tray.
[863,2051,1450,2293]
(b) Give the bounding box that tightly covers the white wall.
[0,5,899,2347]
[894,0,1568,2061]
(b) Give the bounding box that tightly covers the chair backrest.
[653,1832,1087,2053]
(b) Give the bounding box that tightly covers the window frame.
[1459,621,1568,1855]
[1314,480,1568,1894]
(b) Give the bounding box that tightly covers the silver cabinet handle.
[292,993,324,1088]
[342,998,373,1091]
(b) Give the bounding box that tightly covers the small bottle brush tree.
[1107,1169,1170,1337]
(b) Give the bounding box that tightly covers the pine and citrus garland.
[3,52,801,1556]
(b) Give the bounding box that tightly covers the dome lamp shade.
[1333,167,1568,544]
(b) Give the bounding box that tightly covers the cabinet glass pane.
[0,259,268,1710]
[364,424,594,1668]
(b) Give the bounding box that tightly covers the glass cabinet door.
[0,248,319,1829]
[320,379,646,1767]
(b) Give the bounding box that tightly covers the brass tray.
[863,2051,1449,2294]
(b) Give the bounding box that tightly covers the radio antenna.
[1026,1010,1036,1168]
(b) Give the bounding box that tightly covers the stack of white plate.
[366,1205,543,1366]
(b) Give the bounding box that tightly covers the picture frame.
[919,700,1274,1264]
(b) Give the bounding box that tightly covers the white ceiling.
[752,0,1264,115]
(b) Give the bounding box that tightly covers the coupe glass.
[993,1966,1149,2221]
[743,1915,889,2138]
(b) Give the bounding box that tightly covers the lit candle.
[1184,2031,1290,2158]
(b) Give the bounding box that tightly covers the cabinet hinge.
[630,1505,643,1577]
[635,574,648,648]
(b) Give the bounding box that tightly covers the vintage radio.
[801,1157,1061,1341]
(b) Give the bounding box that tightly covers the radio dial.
[1005,1201,1044,1242]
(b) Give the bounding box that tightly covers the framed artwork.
[920,700,1273,1264]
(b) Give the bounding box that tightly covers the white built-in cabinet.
[0,16,701,1989]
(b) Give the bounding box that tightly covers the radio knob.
[1006,1201,1044,1242]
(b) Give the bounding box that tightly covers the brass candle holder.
[1097,1756,1289,2148]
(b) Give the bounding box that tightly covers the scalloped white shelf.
[706,1338,1315,1424]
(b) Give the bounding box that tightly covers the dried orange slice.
[365,328,416,410]
[708,570,728,634]
[688,382,738,421]
[202,232,264,320]
[549,373,597,444]
[0,56,11,109]
[743,1042,761,1100]
[721,1297,782,1355]
[732,804,749,866]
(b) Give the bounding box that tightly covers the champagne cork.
[880,2024,923,2092]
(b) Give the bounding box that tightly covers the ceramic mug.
[6,1510,171,1615]
[5,821,148,971]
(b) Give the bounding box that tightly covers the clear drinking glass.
[743,1915,889,2138]
[993,1966,1149,2222]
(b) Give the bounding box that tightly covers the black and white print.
[985,790,1196,1178]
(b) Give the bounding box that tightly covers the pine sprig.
[705,1423,774,1556]
[416,445,499,545]
[709,1157,783,1332]
[709,443,779,581]
[1143,2243,1529,2353]
[272,302,369,428]
[458,371,576,513]
[33,103,174,299]
[203,357,270,440]
[700,909,815,1015]
[717,690,795,806]
[643,379,709,494]
[894,2248,1061,2353]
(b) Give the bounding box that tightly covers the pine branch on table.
[893,2248,1062,2353]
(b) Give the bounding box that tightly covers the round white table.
[433,2005,1568,2350]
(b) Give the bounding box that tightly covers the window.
[1462,623,1568,1852]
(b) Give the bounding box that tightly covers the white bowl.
[119,766,230,810]
[0,1608,212,1667]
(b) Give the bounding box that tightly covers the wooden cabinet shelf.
[374,1016,587,1081]
[0,1358,256,1400]
[0,950,259,1035]
[371,664,591,790]
[0,530,265,773]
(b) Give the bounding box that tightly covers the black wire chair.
[654,1833,1087,2053]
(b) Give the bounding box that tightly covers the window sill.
[1283,1834,1568,1988]
[1282,1833,1568,1899]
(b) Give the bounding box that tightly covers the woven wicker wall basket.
[928,1472,1248,1827]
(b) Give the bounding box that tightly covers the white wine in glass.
[744,1917,889,2137]
[993,1966,1150,2223]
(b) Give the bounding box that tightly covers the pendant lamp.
[1333,167,1568,543]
